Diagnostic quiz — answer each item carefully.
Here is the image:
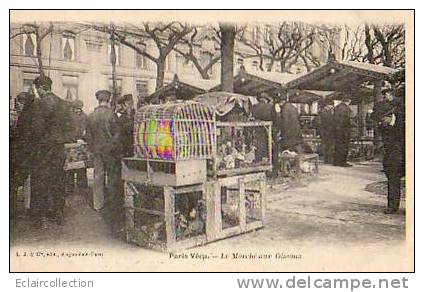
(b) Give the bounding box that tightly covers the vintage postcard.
[9,10,414,272]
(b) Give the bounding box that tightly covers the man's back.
[31,93,75,145]
[86,105,119,155]
[279,102,303,150]
[318,106,334,138]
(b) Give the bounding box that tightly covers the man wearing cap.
[85,90,121,217]
[29,75,75,228]
[374,88,405,214]
[333,98,355,167]
[316,100,335,164]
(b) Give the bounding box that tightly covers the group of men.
[316,89,405,214]
[10,75,134,231]
[316,98,356,167]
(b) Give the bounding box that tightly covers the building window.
[136,80,149,100]
[251,26,259,43]
[252,60,259,71]
[108,43,120,66]
[264,25,274,43]
[164,55,172,72]
[136,52,148,70]
[23,34,36,56]
[63,84,78,101]
[265,62,272,71]
[62,36,76,61]
[23,78,34,93]
[236,58,244,69]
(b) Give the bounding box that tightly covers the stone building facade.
[10,23,333,113]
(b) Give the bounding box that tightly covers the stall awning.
[194,91,257,117]
[209,67,301,98]
[146,75,217,103]
[286,60,398,93]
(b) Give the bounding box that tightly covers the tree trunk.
[110,28,118,110]
[155,58,166,90]
[34,30,44,77]
[382,43,393,67]
[219,23,236,92]
[364,24,375,64]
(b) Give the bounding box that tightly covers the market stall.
[286,60,398,162]
[122,95,270,251]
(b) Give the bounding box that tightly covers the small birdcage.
[123,101,215,187]
[134,101,214,161]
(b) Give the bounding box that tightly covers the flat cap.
[95,90,111,100]
[33,75,52,88]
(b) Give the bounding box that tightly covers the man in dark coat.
[333,98,355,167]
[85,90,121,225]
[116,94,135,158]
[374,89,405,214]
[29,76,75,228]
[316,100,335,164]
[279,98,303,153]
[10,92,34,221]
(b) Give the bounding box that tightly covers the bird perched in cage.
[244,145,257,164]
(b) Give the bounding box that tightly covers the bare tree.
[372,24,405,68]
[173,26,221,80]
[314,23,405,69]
[92,22,193,90]
[237,22,317,73]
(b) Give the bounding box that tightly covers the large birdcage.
[134,101,215,161]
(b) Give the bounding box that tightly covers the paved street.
[10,161,410,272]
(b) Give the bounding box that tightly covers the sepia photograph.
[9,10,414,272]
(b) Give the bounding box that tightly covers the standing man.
[10,92,35,222]
[29,76,75,228]
[316,100,335,164]
[116,94,135,158]
[85,90,121,224]
[279,96,303,153]
[374,88,405,214]
[333,98,355,167]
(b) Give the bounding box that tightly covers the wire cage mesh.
[134,102,215,161]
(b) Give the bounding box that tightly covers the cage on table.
[125,101,215,186]
[212,121,273,177]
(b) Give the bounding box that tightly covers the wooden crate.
[205,172,266,241]
[122,157,207,187]
[124,182,207,252]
